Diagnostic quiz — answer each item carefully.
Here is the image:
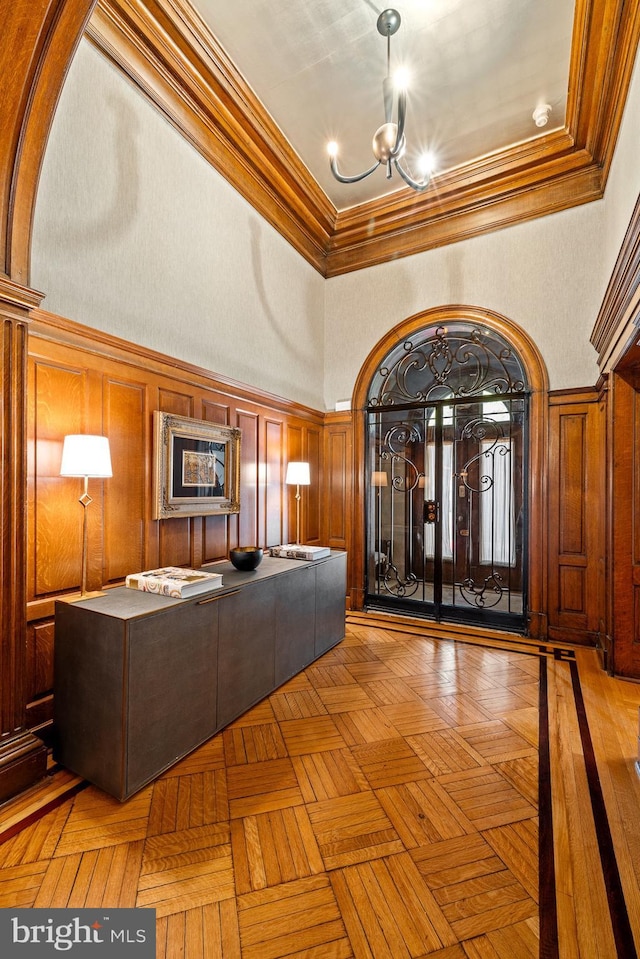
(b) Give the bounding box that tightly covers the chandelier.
[327,9,432,193]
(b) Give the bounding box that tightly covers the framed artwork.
[153,412,241,519]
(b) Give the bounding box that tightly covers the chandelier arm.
[329,155,381,184]
[391,88,406,157]
[393,157,430,192]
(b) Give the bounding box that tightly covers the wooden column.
[0,278,47,801]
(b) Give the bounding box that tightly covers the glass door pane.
[366,394,527,631]
[444,396,526,625]
[367,407,434,609]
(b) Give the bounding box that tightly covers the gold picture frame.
[153,412,241,519]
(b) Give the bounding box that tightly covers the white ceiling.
[191,0,576,211]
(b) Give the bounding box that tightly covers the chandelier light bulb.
[393,67,410,91]
[417,151,435,176]
[326,8,430,193]
[327,140,338,157]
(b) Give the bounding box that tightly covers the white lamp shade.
[60,435,113,478]
[285,461,310,486]
[372,471,388,487]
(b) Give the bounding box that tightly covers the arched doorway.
[352,306,549,636]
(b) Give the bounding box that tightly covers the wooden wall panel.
[285,424,303,545]
[558,414,586,556]
[30,361,88,595]
[201,399,232,562]
[237,410,260,549]
[283,423,323,546]
[103,378,146,583]
[201,399,230,425]
[26,310,326,728]
[608,369,640,678]
[323,416,352,548]
[265,418,285,548]
[26,622,54,707]
[547,390,605,646]
[156,388,195,568]
[306,427,322,544]
[322,413,354,608]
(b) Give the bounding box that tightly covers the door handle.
[424,500,438,524]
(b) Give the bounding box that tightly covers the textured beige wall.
[324,51,640,408]
[31,41,325,410]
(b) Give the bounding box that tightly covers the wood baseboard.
[0,732,48,804]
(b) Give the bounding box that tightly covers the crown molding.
[590,193,640,372]
[88,0,640,277]
[87,0,335,273]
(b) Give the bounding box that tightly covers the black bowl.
[229,547,263,571]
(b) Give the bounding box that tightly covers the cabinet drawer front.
[315,553,347,656]
[275,566,316,683]
[126,600,218,795]
[217,579,276,729]
[54,604,127,797]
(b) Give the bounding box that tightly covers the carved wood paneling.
[306,428,322,545]
[157,387,194,571]
[104,378,146,583]
[265,418,285,550]
[607,372,637,676]
[283,423,323,547]
[29,361,87,594]
[323,415,352,548]
[322,412,354,608]
[237,410,259,549]
[0,278,48,802]
[591,194,640,373]
[201,400,232,563]
[26,309,326,727]
[547,390,605,646]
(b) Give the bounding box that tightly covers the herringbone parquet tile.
[2,618,639,956]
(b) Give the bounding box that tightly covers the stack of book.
[125,566,223,598]
[269,545,331,561]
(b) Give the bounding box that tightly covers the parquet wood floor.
[1,617,640,958]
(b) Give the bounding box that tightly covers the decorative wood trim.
[27,308,325,610]
[591,193,640,371]
[349,305,550,636]
[1,0,98,284]
[85,0,640,277]
[322,412,354,607]
[29,308,325,425]
[0,278,48,801]
[86,0,334,275]
[548,386,601,403]
[325,159,604,278]
[607,372,640,677]
[547,393,606,646]
[2,1,640,284]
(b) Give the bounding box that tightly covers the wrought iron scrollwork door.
[366,323,529,631]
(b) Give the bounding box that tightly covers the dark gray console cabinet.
[54,551,346,800]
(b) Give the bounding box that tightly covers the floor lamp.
[285,461,310,545]
[60,434,112,596]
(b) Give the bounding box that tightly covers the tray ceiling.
[86,0,640,275]
[195,0,575,210]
